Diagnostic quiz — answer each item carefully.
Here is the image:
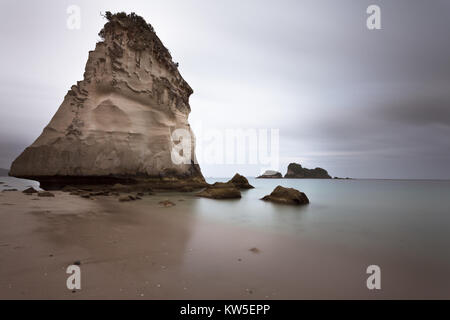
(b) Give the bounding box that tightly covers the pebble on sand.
[249,247,261,254]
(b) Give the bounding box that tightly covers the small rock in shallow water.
[261,185,309,205]
[196,182,241,199]
[228,173,254,189]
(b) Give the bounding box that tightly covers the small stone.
[159,200,175,207]
[249,247,260,254]
[22,187,38,194]
[38,191,55,197]
[118,196,131,202]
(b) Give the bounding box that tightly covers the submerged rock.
[257,170,282,179]
[261,185,309,205]
[9,12,205,190]
[196,182,241,199]
[228,173,254,189]
[284,163,331,179]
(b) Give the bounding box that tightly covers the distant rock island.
[9,12,205,190]
[257,170,283,179]
[0,168,9,176]
[284,163,331,179]
[256,163,332,179]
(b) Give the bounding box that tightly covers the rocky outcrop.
[228,173,254,189]
[261,186,309,205]
[196,182,241,199]
[257,170,282,179]
[284,163,331,179]
[9,12,205,190]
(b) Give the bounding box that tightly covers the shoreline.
[1,189,448,299]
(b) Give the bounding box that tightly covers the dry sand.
[0,190,445,299]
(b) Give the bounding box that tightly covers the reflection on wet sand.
[1,177,450,299]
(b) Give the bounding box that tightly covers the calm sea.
[0,177,450,298]
[202,178,450,258]
[2,175,449,264]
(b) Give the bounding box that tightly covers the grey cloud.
[1,0,450,179]
[378,96,450,127]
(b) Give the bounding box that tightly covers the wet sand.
[0,190,447,299]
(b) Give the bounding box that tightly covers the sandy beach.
[1,186,447,300]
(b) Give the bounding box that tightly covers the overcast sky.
[1,0,450,179]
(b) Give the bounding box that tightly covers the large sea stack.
[10,12,205,190]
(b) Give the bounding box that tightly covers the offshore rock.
[261,186,309,206]
[227,173,254,189]
[256,170,282,179]
[284,163,331,179]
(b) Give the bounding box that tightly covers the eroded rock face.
[261,185,309,205]
[284,163,331,179]
[10,12,205,189]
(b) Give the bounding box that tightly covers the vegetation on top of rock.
[99,11,182,77]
